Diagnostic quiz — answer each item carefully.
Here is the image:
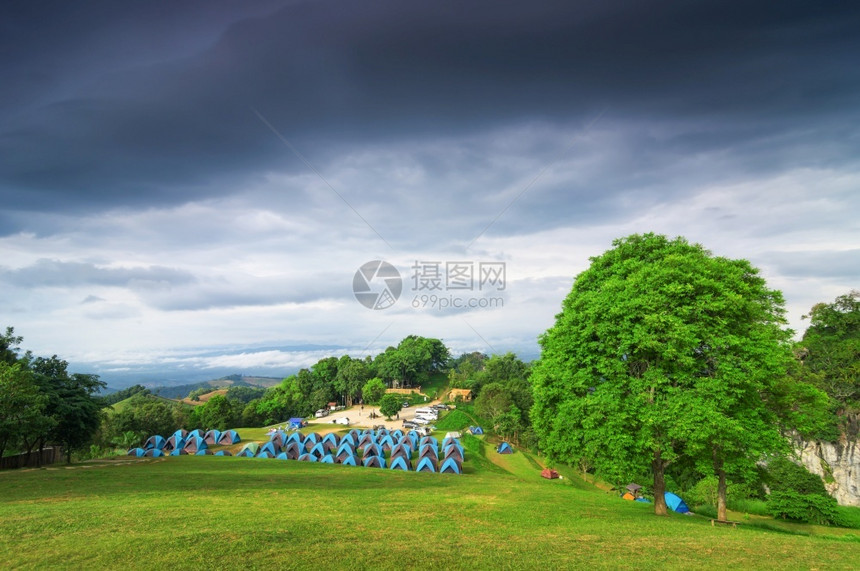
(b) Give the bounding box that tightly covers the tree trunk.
[653,450,668,516]
[716,465,728,522]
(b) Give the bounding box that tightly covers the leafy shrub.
[766,456,829,496]
[686,477,766,515]
[835,506,860,530]
[765,456,842,525]
[686,476,719,508]
[767,491,842,525]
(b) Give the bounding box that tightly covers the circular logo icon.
[353,260,402,310]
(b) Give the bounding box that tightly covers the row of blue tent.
[140,429,241,451]
[237,449,464,473]
[468,426,484,435]
[126,447,228,458]
[237,429,466,473]
[128,429,241,457]
[129,428,466,474]
[266,427,431,448]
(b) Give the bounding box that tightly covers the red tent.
[541,468,559,479]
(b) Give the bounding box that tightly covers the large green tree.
[796,291,859,410]
[334,357,370,406]
[105,395,182,444]
[374,336,449,387]
[0,327,25,365]
[362,377,386,405]
[531,233,793,517]
[378,393,403,420]
[193,394,241,431]
[0,362,49,461]
[31,355,105,464]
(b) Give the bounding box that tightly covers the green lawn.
[2,448,859,569]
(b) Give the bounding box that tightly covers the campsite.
[2,0,860,567]
[3,330,860,568]
[2,421,860,569]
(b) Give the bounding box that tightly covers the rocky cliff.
[795,437,860,507]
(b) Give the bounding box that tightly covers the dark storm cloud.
[0,259,196,288]
[1,0,859,230]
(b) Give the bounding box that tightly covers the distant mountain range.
[152,374,282,399]
[100,373,283,399]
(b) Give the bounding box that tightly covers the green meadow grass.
[2,451,859,570]
[434,410,473,431]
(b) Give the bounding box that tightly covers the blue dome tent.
[182,436,208,454]
[308,442,326,458]
[415,457,437,472]
[203,430,222,446]
[439,457,462,474]
[363,443,382,458]
[664,492,690,513]
[217,430,241,445]
[389,456,412,471]
[362,455,386,468]
[259,441,280,456]
[143,435,166,450]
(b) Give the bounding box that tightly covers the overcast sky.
[1,1,858,386]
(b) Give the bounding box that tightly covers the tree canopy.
[531,233,794,517]
[796,291,859,411]
[378,393,403,419]
[0,328,105,465]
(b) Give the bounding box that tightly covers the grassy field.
[2,437,859,570]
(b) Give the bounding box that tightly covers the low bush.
[767,490,842,526]
[835,506,860,530]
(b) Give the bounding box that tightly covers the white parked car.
[332,417,350,425]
